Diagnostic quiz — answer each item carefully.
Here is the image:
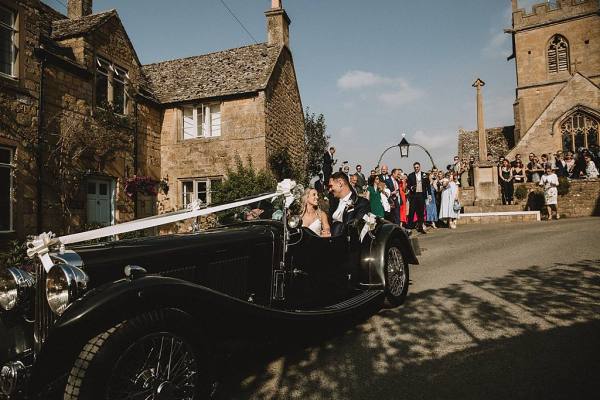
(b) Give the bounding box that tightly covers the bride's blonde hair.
[300,188,319,217]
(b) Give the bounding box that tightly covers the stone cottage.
[459,0,599,160]
[0,0,305,246]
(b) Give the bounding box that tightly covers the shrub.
[515,185,529,200]
[214,154,277,204]
[526,190,546,211]
[0,240,31,271]
[557,177,570,196]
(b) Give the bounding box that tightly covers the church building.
[460,0,599,160]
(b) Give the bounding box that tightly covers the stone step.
[463,204,523,213]
[457,211,540,225]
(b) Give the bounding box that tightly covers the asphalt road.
[225,218,600,400]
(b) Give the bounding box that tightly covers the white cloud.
[337,70,390,90]
[337,70,424,107]
[412,130,457,151]
[378,80,424,108]
[482,32,512,59]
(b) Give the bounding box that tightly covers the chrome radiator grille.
[34,262,54,356]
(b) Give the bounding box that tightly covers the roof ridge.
[143,42,270,67]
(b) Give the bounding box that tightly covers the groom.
[328,172,370,236]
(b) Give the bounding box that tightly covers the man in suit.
[379,164,390,183]
[328,172,370,236]
[355,164,367,190]
[385,168,402,225]
[313,172,324,193]
[322,146,336,189]
[407,162,430,233]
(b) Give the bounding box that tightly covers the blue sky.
[45,0,530,172]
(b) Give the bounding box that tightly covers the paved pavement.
[226,218,600,399]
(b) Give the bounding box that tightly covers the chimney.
[265,0,291,47]
[68,0,93,19]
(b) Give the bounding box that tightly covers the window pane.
[183,107,196,139]
[95,72,108,107]
[0,25,13,75]
[197,181,207,203]
[0,6,13,27]
[0,147,11,164]
[575,130,585,150]
[210,104,221,137]
[0,166,11,231]
[87,182,96,195]
[562,133,573,153]
[588,128,598,148]
[182,181,194,206]
[99,183,108,196]
[113,79,125,114]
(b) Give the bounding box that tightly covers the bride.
[300,188,331,237]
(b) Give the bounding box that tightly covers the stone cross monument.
[472,78,488,161]
[471,78,500,204]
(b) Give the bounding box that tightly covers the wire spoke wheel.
[106,332,199,400]
[386,247,406,298]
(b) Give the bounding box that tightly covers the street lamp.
[399,137,410,158]
[375,135,437,171]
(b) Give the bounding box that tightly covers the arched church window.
[547,35,569,73]
[560,112,599,152]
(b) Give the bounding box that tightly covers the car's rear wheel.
[384,242,409,307]
[64,309,214,400]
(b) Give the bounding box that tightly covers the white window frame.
[181,177,222,207]
[0,146,14,232]
[95,56,130,115]
[0,4,17,78]
[182,103,221,139]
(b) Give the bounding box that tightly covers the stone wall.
[0,0,44,242]
[265,48,306,179]
[516,180,600,218]
[458,126,515,161]
[159,94,268,212]
[507,74,600,159]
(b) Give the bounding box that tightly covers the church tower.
[507,0,600,156]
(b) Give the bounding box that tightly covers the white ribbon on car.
[360,213,378,242]
[28,180,299,272]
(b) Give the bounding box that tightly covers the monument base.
[473,163,500,203]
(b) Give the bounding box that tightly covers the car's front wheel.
[384,241,409,307]
[64,309,214,400]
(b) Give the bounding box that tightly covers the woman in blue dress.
[425,172,439,229]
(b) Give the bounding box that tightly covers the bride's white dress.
[306,218,322,236]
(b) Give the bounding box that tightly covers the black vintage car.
[0,190,419,399]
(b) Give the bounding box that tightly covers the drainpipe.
[133,102,139,218]
[36,53,46,232]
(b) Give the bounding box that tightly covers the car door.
[285,229,351,308]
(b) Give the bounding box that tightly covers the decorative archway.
[560,111,599,153]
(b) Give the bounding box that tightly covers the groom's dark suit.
[329,191,370,236]
[407,171,430,230]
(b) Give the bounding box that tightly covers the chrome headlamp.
[46,264,89,316]
[0,268,35,311]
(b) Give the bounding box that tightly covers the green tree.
[304,107,330,177]
[213,154,277,204]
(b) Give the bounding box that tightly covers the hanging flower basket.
[158,178,169,195]
[124,176,159,199]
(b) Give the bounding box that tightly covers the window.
[561,111,599,153]
[547,35,569,74]
[0,4,17,77]
[95,57,130,114]
[181,178,222,207]
[0,146,13,231]
[182,104,221,139]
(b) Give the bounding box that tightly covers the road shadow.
[219,259,600,399]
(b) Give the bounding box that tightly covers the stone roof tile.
[51,10,116,40]
[142,43,281,104]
